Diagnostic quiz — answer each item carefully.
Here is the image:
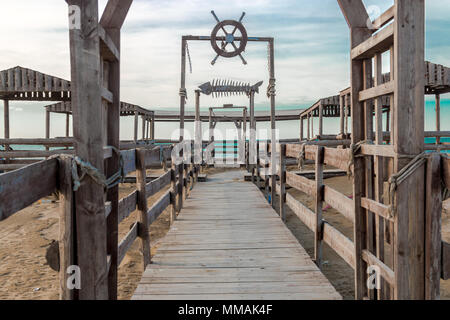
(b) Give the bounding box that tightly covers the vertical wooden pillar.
[338,0,372,298]
[66,113,70,137]
[318,101,324,138]
[425,153,442,300]
[436,94,440,145]
[307,113,311,140]
[45,110,50,151]
[268,39,277,210]
[249,91,256,172]
[151,114,155,140]
[170,162,177,224]
[279,144,286,222]
[58,156,75,300]
[374,53,386,299]
[300,116,304,141]
[3,100,9,140]
[314,146,324,268]
[136,149,151,267]
[393,0,425,300]
[345,94,349,135]
[142,116,146,141]
[194,90,202,166]
[311,112,314,139]
[67,0,108,299]
[4,100,10,156]
[179,37,187,142]
[340,95,345,136]
[134,111,138,143]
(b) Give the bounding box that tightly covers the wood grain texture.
[133,171,341,300]
[0,159,58,221]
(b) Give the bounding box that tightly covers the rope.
[347,140,374,177]
[186,42,193,74]
[387,152,427,218]
[267,78,276,98]
[297,143,309,171]
[179,88,188,100]
[70,147,124,192]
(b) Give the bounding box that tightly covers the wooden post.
[425,153,442,300]
[338,0,372,299]
[66,113,70,137]
[374,53,386,299]
[300,116,304,141]
[180,38,187,142]
[393,0,425,300]
[136,149,151,267]
[58,156,75,300]
[170,162,177,224]
[142,116,146,141]
[307,113,311,140]
[100,0,133,300]
[345,94,349,136]
[311,112,314,139]
[4,100,10,157]
[150,113,155,140]
[249,91,256,175]
[436,94,441,145]
[67,0,108,299]
[209,108,215,165]
[318,101,324,138]
[340,95,345,136]
[315,146,324,268]
[195,90,202,166]
[279,144,286,222]
[134,110,138,143]
[45,110,50,151]
[268,38,277,210]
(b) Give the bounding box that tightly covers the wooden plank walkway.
[133,170,341,300]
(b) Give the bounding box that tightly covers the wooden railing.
[257,142,450,300]
[0,138,156,172]
[0,144,201,299]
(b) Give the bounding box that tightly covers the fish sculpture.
[198,80,264,97]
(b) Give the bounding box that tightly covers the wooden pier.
[133,171,341,300]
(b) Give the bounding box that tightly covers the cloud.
[0,0,448,138]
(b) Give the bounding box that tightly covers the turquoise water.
[1,98,448,141]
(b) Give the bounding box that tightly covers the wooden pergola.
[300,61,450,142]
[45,101,156,143]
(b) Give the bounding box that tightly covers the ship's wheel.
[210,11,248,65]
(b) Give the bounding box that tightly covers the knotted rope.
[347,140,374,177]
[297,142,309,171]
[179,88,188,100]
[267,78,276,98]
[387,152,427,219]
[70,147,124,192]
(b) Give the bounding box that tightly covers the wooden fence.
[0,144,201,299]
[257,141,450,300]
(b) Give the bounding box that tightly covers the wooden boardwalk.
[133,170,341,300]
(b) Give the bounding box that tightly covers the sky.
[0,0,449,139]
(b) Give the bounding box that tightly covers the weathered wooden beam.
[393,0,425,300]
[118,190,137,223]
[66,0,108,300]
[0,159,58,221]
[58,157,75,300]
[118,222,138,265]
[145,170,171,198]
[100,0,133,29]
[425,153,442,299]
[136,149,151,267]
[337,0,369,29]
